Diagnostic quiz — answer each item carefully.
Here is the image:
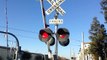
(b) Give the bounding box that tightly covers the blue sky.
[0,0,106,59]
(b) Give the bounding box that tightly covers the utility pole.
[82,32,85,60]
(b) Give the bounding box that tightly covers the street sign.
[46,0,66,16]
[49,19,63,24]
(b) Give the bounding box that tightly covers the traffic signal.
[39,28,55,46]
[56,28,70,46]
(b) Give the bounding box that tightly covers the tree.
[89,17,106,60]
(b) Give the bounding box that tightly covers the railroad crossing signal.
[39,28,70,46]
[40,0,69,59]
[46,0,66,16]
[39,28,55,46]
[56,28,70,46]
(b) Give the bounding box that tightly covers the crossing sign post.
[40,0,67,60]
[46,0,66,16]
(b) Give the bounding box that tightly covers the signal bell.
[56,28,70,46]
[39,28,55,46]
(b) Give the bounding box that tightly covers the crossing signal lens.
[59,34,66,38]
[42,32,49,39]
[56,28,70,46]
[39,28,55,46]
[39,28,52,42]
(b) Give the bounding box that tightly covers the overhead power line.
[0,32,38,41]
[0,25,38,34]
[0,26,39,40]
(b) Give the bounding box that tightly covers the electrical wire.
[0,25,40,40]
[0,25,38,34]
[0,34,38,42]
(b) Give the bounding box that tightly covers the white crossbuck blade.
[46,0,66,16]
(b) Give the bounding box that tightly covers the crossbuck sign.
[46,0,66,16]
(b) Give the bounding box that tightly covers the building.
[77,43,93,60]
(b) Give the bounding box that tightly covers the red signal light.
[39,28,54,43]
[59,34,66,38]
[42,32,49,39]
[56,28,70,46]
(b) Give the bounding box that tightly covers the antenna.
[5,0,9,59]
[5,0,9,48]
